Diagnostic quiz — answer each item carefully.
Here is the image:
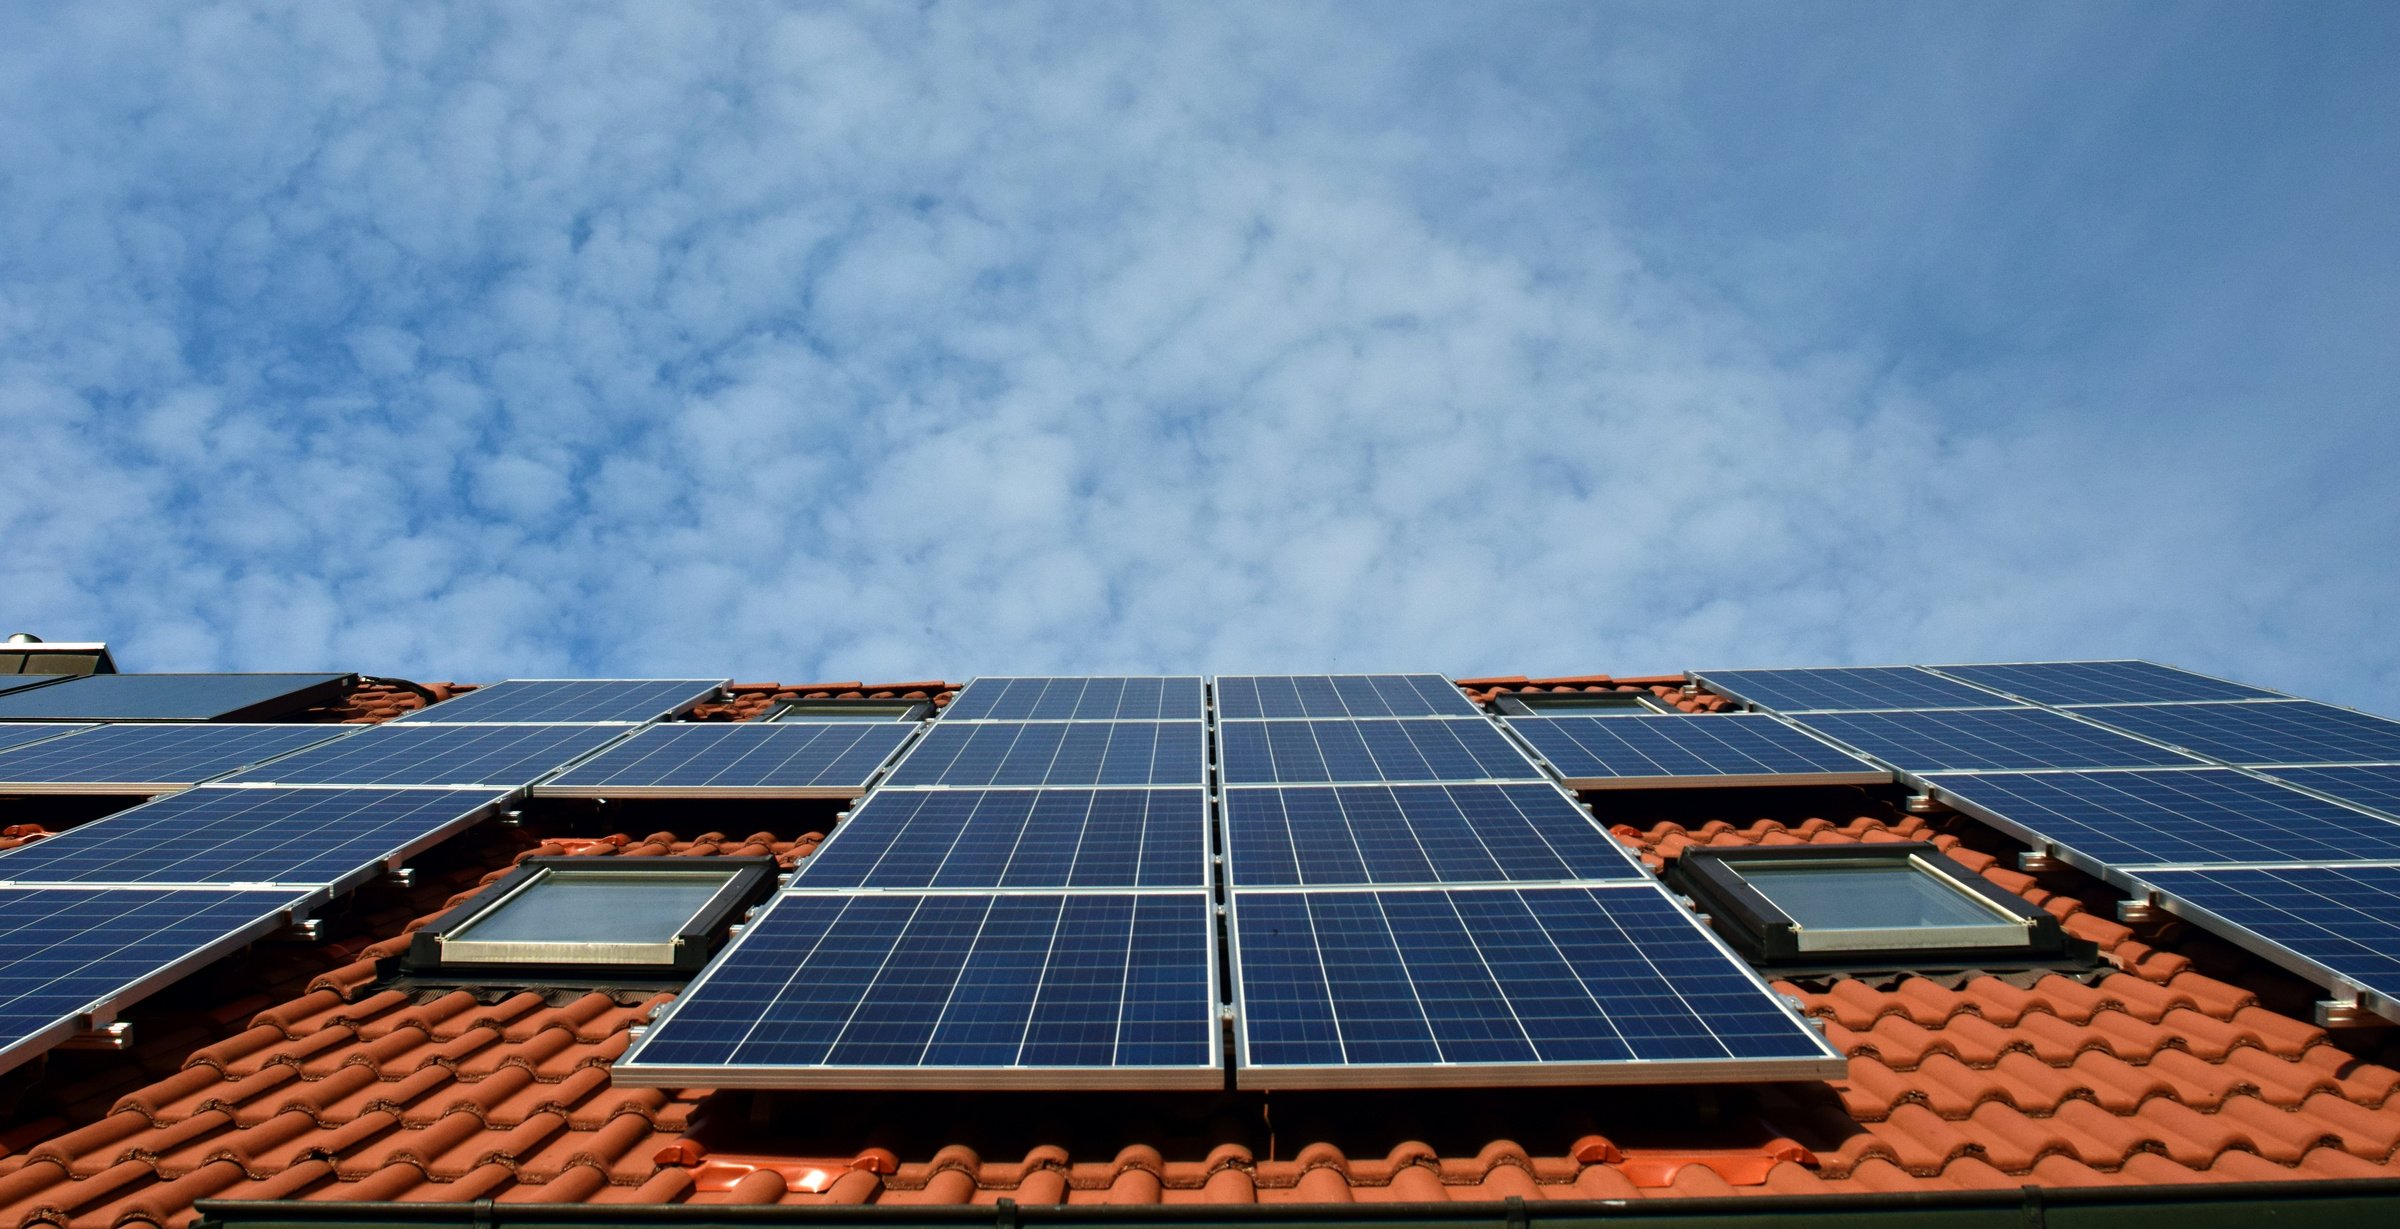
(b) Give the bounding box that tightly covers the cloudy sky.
[3,2,2394,708]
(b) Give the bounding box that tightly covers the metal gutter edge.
[198,1178,2400,1229]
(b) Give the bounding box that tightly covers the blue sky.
[2,2,2394,709]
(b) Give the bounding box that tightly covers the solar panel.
[882,722,1205,788]
[537,722,915,798]
[1929,660,2283,706]
[398,679,725,724]
[1925,769,2400,870]
[0,724,352,793]
[1692,667,2017,713]
[1215,675,1479,720]
[222,724,628,787]
[2066,701,2400,767]
[2264,766,2400,820]
[1229,885,1844,1087]
[2131,866,2400,1021]
[943,677,1205,722]
[1508,714,1888,789]
[615,890,1220,1089]
[1217,718,1539,786]
[0,724,90,756]
[0,788,504,889]
[0,673,352,721]
[0,886,310,1076]
[793,789,1208,890]
[0,676,67,697]
[1221,784,1646,888]
[1787,708,2205,773]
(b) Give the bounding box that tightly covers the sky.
[1,2,2395,709]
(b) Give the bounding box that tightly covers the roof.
[2,672,2398,1227]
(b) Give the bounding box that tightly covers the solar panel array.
[0,673,352,722]
[1217,719,1532,785]
[0,724,91,756]
[1219,784,1645,888]
[1705,660,2400,1025]
[1691,666,2018,713]
[792,789,1208,890]
[0,724,352,793]
[0,787,504,890]
[225,723,630,787]
[886,721,1205,788]
[1216,674,1480,719]
[538,722,914,798]
[397,679,726,724]
[942,676,1204,722]
[1506,714,1887,789]
[0,676,67,697]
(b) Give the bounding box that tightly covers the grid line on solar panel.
[2263,766,2400,820]
[1786,708,2206,773]
[0,674,351,722]
[2132,865,2400,1021]
[1214,675,1479,720]
[1228,884,1843,1086]
[1218,718,1541,786]
[1691,667,2020,714]
[1925,769,2400,870]
[1925,660,2285,706]
[398,679,725,724]
[0,787,503,888]
[537,722,913,797]
[0,724,353,792]
[1220,784,1644,888]
[615,890,1219,1088]
[792,789,1208,890]
[0,724,91,755]
[2064,701,2400,768]
[942,677,1205,722]
[0,886,310,1076]
[222,724,631,787]
[1507,714,1886,788]
[882,722,1204,788]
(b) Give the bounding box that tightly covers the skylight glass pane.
[454,871,730,945]
[1740,861,2005,931]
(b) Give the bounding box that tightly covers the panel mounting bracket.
[62,1021,133,1051]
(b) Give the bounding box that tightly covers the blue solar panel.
[0,673,351,721]
[1693,667,2017,713]
[539,722,913,797]
[223,724,628,787]
[793,789,1207,890]
[399,679,724,724]
[2265,766,2400,819]
[0,724,89,755]
[0,676,66,697]
[2067,701,2400,767]
[883,722,1204,788]
[0,788,504,887]
[2133,866,2400,1016]
[1231,886,1841,1085]
[0,724,351,790]
[1509,714,1886,787]
[1930,661,2282,706]
[1215,675,1478,720]
[0,886,309,1076]
[943,677,1204,722]
[1217,719,1537,785]
[1788,708,2205,772]
[1221,784,1645,888]
[1926,769,2400,869]
[618,891,1219,1088]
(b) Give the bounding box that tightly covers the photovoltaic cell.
[883,722,1204,788]
[1220,784,1645,888]
[539,722,914,797]
[1509,714,1886,788]
[0,787,504,888]
[1788,708,2205,773]
[1231,886,1842,1086]
[0,886,310,1076]
[398,679,724,724]
[1925,769,2400,869]
[0,724,351,791]
[1215,675,1478,720]
[2265,766,2400,820]
[616,890,1219,1088]
[1218,719,1538,786]
[1930,660,2283,706]
[223,724,628,787]
[0,674,351,722]
[943,677,1204,722]
[1692,667,2017,713]
[2132,866,2400,1015]
[792,789,1208,890]
[2066,701,2400,768]
[0,724,89,755]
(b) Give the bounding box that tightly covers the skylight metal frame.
[405,855,779,977]
[1670,843,2073,967]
